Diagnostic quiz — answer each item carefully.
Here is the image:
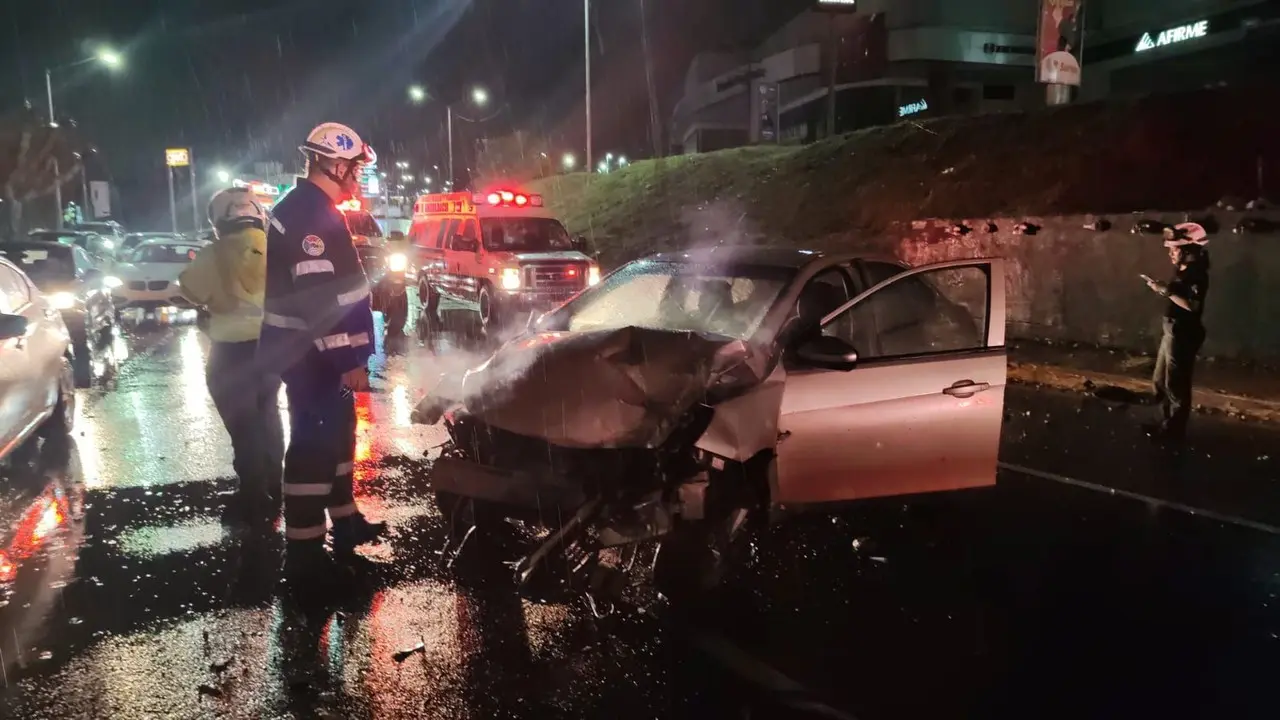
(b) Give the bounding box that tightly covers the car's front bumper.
[113,288,192,309]
[431,457,586,511]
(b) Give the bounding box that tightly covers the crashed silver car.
[414,247,1008,600]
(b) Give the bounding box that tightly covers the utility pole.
[168,167,178,234]
[45,69,64,229]
[825,18,837,137]
[447,105,454,189]
[584,0,593,169]
[189,152,200,233]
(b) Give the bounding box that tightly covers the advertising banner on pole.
[1036,0,1085,86]
[89,181,111,218]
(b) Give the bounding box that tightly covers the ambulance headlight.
[587,265,601,287]
[48,292,77,310]
[103,275,123,289]
[500,266,522,291]
[387,253,408,272]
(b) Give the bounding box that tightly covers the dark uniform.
[1152,262,1209,438]
[259,179,375,545]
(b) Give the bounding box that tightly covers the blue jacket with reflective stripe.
[258,179,375,377]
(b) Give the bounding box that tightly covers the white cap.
[1163,222,1209,247]
[299,122,376,164]
[208,187,267,232]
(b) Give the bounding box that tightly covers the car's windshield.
[125,233,177,248]
[481,217,573,252]
[0,245,76,285]
[129,244,201,263]
[345,212,382,237]
[550,260,794,340]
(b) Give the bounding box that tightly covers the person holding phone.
[1143,222,1210,443]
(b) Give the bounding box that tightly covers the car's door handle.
[942,380,990,398]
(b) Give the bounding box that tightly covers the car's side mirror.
[0,313,29,341]
[795,334,859,371]
[571,234,594,255]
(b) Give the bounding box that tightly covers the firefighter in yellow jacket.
[180,188,284,525]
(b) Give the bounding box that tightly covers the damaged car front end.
[414,249,1009,604]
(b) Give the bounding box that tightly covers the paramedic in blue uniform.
[259,122,386,581]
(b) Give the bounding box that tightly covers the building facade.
[671,0,1280,154]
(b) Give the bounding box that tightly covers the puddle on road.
[116,519,228,559]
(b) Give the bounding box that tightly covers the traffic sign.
[165,148,190,167]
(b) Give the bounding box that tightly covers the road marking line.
[693,632,860,720]
[998,461,1280,536]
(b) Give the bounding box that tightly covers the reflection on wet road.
[1,322,1278,719]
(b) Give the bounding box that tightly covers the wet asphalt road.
[1,319,1279,719]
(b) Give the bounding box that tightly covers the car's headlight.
[387,253,408,272]
[101,240,115,250]
[48,291,77,310]
[500,266,522,291]
[587,265,601,286]
[104,275,123,289]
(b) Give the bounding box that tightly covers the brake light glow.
[477,190,543,208]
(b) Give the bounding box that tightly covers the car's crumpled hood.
[424,326,772,449]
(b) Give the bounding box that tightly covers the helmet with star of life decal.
[207,187,268,235]
[299,122,376,165]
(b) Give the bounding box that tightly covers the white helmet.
[208,187,267,233]
[1163,222,1209,247]
[299,122,376,164]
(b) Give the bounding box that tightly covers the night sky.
[5,0,810,228]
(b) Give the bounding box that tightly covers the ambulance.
[408,188,598,337]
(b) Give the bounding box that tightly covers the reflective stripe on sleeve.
[315,333,351,351]
[293,259,335,278]
[327,503,358,519]
[348,332,370,348]
[285,523,328,540]
[283,483,333,497]
[335,462,354,476]
[269,216,286,234]
[337,284,371,306]
[263,312,308,330]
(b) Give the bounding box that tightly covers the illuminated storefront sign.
[1135,20,1209,52]
[815,0,857,10]
[898,99,928,117]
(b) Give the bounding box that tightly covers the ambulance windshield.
[481,217,574,252]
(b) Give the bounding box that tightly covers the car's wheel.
[39,357,76,439]
[71,332,95,389]
[477,283,504,336]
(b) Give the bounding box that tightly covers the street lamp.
[562,153,577,171]
[407,84,427,104]
[214,168,232,184]
[447,85,490,187]
[396,161,409,170]
[402,174,414,182]
[46,46,124,227]
[471,87,489,106]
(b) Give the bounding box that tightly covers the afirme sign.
[165,148,190,167]
[1135,20,1209,52]
[898,99,928,117]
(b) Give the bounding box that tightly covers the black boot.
[330,514,387,555]
[283,539,342,591]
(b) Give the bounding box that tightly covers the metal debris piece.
[210,658,233,673]
[392,642,426,663]
[197,683,223,698]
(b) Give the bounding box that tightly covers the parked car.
[27,230,115,263]
[0,242,115,387]
[414,247,1007,601]
[0,257,76,466]
[108,238,203,320]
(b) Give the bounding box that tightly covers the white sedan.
[108,240,203,320]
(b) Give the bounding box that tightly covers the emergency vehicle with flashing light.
[338,199,411,337]
[407,188,598,340]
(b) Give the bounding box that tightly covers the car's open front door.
[773,258,1007,509]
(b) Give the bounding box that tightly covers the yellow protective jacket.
[179,226,267,343]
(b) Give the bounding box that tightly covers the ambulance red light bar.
[475,190,542,208]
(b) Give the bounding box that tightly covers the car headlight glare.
[101,240,115,250]
[387,252,408,272]
[500,267,522,291]
[48,291,76,310]
[587,265,601,286]
[104,275,123,289]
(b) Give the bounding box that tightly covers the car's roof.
[646,246,826,268]
[1,240,74,251]
[30,229,91,236]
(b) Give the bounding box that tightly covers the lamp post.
[584,0,593,169]
[446,86,489,188]
[45,47,123,228]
